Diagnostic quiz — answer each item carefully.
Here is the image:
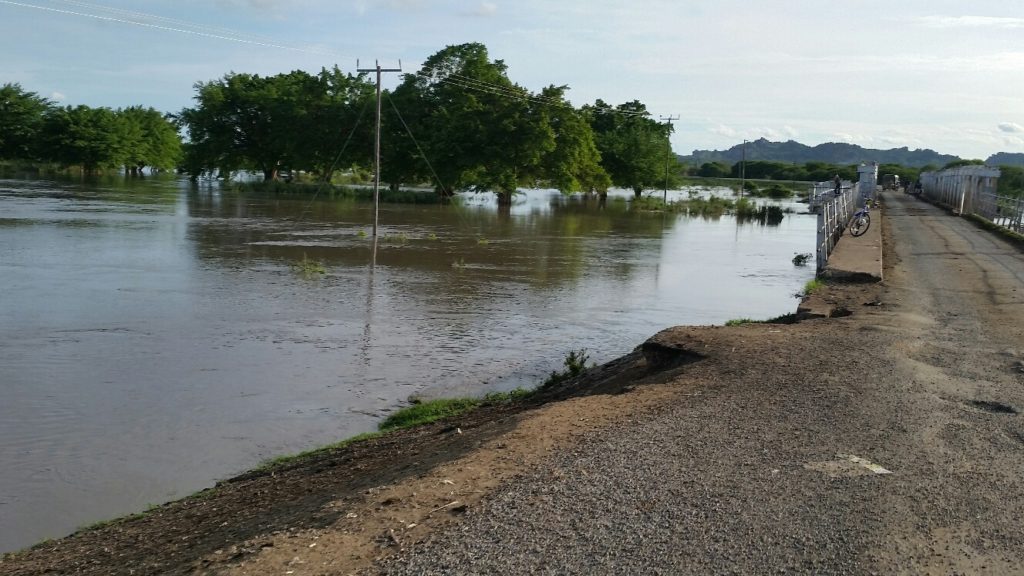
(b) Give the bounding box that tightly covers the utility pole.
[660,115,679,204]
[357,60,402,238]
[740,139,747,198]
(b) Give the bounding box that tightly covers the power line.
[2,0,667,122]
[51,0,289,46]
[0,0,353,60]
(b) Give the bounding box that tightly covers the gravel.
[379,194,1024,575]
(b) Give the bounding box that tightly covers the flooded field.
[0,175,815,551]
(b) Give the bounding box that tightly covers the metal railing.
[815,185,862,272]
[919,165,1023,234]
[973,191,1024,233]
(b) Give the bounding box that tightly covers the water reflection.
[0,176,814,552]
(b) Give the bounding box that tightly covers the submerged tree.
[585,99,674,198]
[178,68,374,180]
[41,105,126,173]
[384,43,612,203]
[116,106,182,173]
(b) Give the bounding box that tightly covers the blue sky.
[2,0,1023,159]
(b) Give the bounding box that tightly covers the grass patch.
[256,431,383,471]
[675,194,735,217]
[291,253,325,277]
[725,318,757,326]
[378,398,482,432]
[631,195,669,211]
[803,278,824,295]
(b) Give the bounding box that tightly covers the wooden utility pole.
[357,60,402,238]
[660,115,679,203]
[740,139,747,198]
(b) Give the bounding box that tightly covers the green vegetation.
[250,348,594,476]
[292,254,326,277]
[725,312,799,326]
[256,431,383,471]
[0,83,181,174]
[174,43,677,202]
[997,165,1024,198]
[725,318,757,326]
[256,385,535,473]
[965,214,1024,248]
[378,397,481,431]
[179,67,376,181]
[792,253,813,267]
[585,100,675,198]
[803,278,824,295]
[542,348,591,388]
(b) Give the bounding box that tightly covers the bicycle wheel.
[850,214,870,237]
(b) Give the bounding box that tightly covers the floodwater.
[0,175,816,552]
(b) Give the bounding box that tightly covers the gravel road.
[381,194,1024,575]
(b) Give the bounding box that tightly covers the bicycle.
[849,203,870,237]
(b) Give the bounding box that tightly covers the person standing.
[833,174,842,195]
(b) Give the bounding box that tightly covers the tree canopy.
[0,82,181,173]
[176,43,677,202]
[382,43,612,203]
[585,99,675,197]
[178,67,375,181]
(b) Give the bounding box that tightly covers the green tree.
[537,85,611,193]
[0,83,53,161]
[585,99,673,198]
[942,159,985,169]
[996,165,1024,197]
[697,161,731,178]
[876,163,919,187]
[41,105,125,173]
[385,43,557,204]
[179,69,373,181]
[116,106,182,173]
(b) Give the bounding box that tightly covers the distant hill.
[680,138,960,168]
[987,152,1024,167]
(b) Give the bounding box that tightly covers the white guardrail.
[919,165,1021,234]
[814,183,865,273]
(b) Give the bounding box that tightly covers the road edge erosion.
[0,219,887,576]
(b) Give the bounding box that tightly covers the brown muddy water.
[0,175,815,552]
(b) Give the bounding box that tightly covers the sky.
[2,0,1023,160]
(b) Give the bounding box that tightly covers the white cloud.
[918,15,1024,29]
[351,0,423,14]
[464,2,497,17]
[49,91,66,101]
[998,122,1023,133]
[709,123,737,137]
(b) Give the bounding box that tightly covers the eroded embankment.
[0,269,888,576]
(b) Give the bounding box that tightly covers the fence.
[918,165,1024,233]
[973,190,1024,233]
[815,185,862,272]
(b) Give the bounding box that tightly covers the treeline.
[689,159,937,184]
[178,43,675,204]
[0,84,181,174]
